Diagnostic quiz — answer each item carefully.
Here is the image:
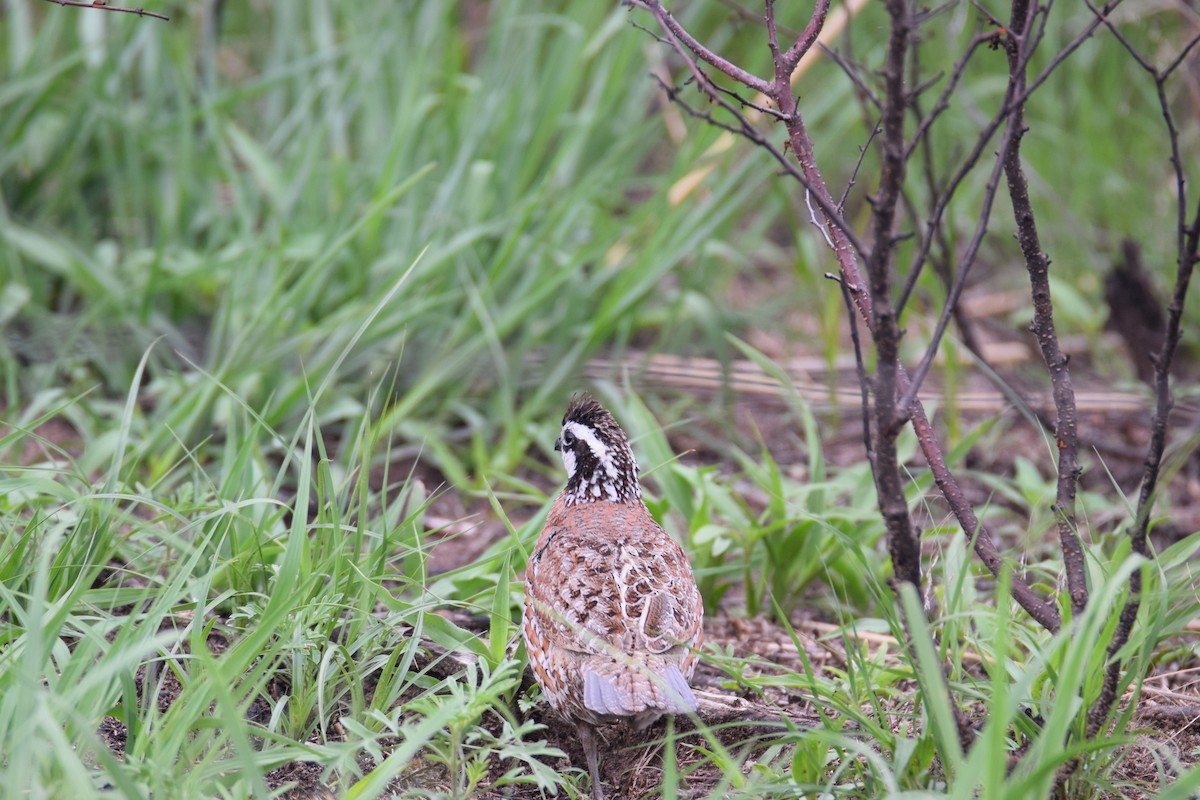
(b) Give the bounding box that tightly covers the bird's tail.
[581,657,696,724]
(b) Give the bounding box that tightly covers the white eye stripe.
[562,421,617,477]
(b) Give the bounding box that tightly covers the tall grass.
[2,2,777,479]
[0,3,772,795]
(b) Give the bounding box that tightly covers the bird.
[522,394,704,800]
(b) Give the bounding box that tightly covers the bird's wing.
[526,521,701,656]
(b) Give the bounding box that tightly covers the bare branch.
[817,42,884,110]
[646,70,868,261]
[1002,0,1088,617]
[838,124,881,213]
[630,0,772,93]
[1085,6,1200,735]
[632,0,1071,634]
[895,131,1015,418]
[838,274,876,469]
[781,0,834,70]
[1162,31,1200,80]
[42,0,169,21]
[866,0,921,589]
[906,388,1063,632]
[710,82,792,121]
[775,0,1063,632]
[642,8,871,269]
[898,0,1123,316]
[904,32,997,162]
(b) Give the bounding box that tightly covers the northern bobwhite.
[522,395,703,800]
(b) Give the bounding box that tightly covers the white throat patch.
[562,421,618,478]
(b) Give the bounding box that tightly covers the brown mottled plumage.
[523,396,703,800]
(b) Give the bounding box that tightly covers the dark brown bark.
[1074,3,1200,740]
[863,0,921,590]
[1002,0,1088,617]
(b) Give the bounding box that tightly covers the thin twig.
[838,123,881,213]
[781,0,834,70]
[897,0,1123,316]
[1086,10,1200,735]
[629,0,772,93]
[838,275,875,470]
[807,190,837,250]
[816,43,884,110]
[1162,31,1200,80]
[904,32,997,162]
[644,10,869,262]
[42,0,169,21]
[907,44,985,357]
[650,73,852,238]
[894,126,1016,418]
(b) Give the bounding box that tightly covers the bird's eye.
[560,429,576,448]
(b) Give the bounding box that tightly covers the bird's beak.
[554,437,563,452]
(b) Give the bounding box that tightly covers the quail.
[522,395,703,800]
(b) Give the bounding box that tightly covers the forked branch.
[631,0,1063,633]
